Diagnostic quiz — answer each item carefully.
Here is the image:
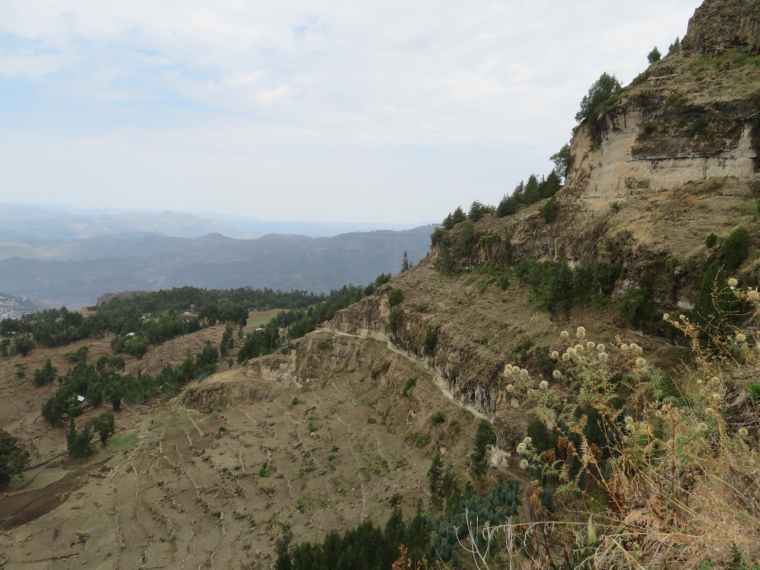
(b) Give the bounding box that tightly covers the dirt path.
[319,328,490,422]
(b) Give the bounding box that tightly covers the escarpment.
[428,0,760,313]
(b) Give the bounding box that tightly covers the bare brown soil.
[0,323,486,568]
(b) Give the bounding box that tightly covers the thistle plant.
[492,308,760,569]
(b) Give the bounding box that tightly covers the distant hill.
[0,227,435,309]
[0,203,431,241]
[0,204,248,241]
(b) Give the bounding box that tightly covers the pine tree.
[428,453,444,509]
[470,420,496,480]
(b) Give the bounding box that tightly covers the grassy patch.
[108,433,137,451]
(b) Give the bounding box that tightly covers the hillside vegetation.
[1,0,760,568]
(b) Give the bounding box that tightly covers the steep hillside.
[431,0,760,312]
[1,1,759,569]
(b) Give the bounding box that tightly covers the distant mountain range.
[0,203,435,309]
[0,204,429,241]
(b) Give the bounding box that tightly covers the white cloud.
[0,0,703,222]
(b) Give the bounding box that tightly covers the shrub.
[385,307,404,335]
[431,412,445,425]
[540,196,559,223]
[388,288,404,307]
[641,121,658,136]
[423,326,438,356]
[401,377,416,396]
[721,226,751,271]
[705,232,718,248]
[665,90,688,106]
[33,359,57,387]
[0,428,30,488]
[647,46,661,64]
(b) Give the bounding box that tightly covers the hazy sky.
[0,0,701,224]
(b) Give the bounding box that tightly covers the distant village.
[0,294,38,320]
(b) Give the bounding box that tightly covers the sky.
[0,0,702,225]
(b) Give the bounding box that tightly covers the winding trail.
[318,327,490,422]
[317,327,536,522]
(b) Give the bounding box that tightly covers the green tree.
[67,419,94,459]
[668,37,681,55]
[428,453,444,509]
[401,251,411,272]
[12,336,34,357]
[546,260,574,317]
[523,174,540,204]
[386,307,404,335]
[423,326,438,356]
[721,226,751,271]
[540,196,559,223]
[388,288,404,307]
[33,359,57,387]
[470,419,496,480]
[551,143,574,180]
[454,220,476,258]
[0,428,30,488]
[468,200,492,222]
[0,338,9,357]
[647,46,661,64]
[576,72,622,146]
[87,412,115,446]
[496,195,518,217]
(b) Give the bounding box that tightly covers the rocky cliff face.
[568,0,760,213]
[427,0,759,299]
[681,0,760,56]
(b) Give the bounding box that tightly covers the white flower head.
[738,427,749,437]
[523,437,532,445]
[635,357,647,368]
[620,344,629,351]
[517,443,527,454]
[599,352,609,364]
[506,384,515,392]
[736,333,747,343]
[550,351,560,360]
[712,393,721,401]
[748,290,760,301]
[698,423,708,432]
[560,330,569,340]
[576,327,586,339]
[728,277,738,288]
[696,379,703,385]
[624,416,634,425]
[520,368,529,379]
[512,366,520,375]
[629,343,639,352]
[552,370,562,379]
[597,343,605,352]
[574,344,584,353]
[586,342,596,350]
[504,366,513,377]
[562,353,571,362]
[539,380,549,390]
[519,459,529,469]
[663,313,670,320]
[705,407,716,416]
